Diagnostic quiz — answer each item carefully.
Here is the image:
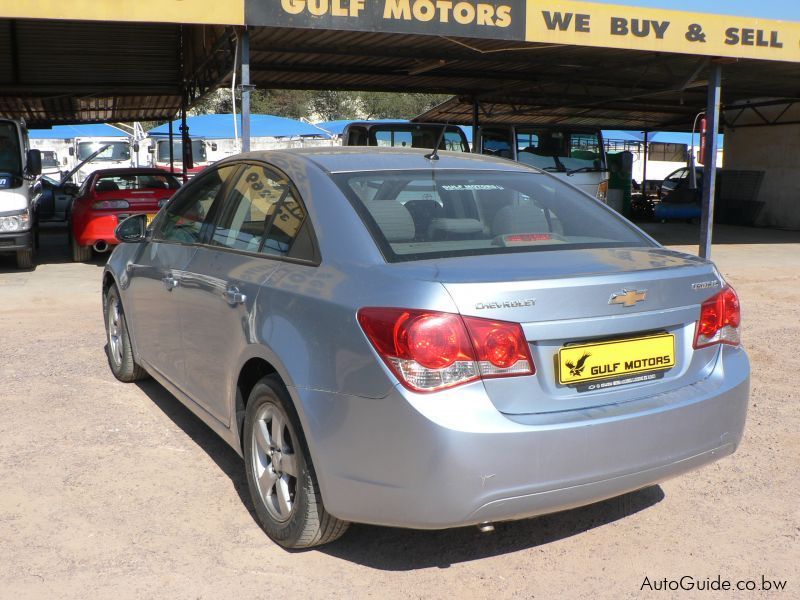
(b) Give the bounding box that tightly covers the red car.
[69,168,181,261]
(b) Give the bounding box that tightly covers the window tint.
[210,164,307,257]
[94,173,180,191]
[334,169,651,262]
[157,165,235,243]
[0,121,22,175]
[367,126,468,152]
[515,129,604,172]
[481,129,513,159]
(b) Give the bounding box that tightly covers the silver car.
[104,148,749,548]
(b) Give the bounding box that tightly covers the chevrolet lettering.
[475,299,535,310]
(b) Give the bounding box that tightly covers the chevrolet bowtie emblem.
[609,289,647,307]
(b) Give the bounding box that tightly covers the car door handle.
[162,274,180,290]
[222,286,246,305]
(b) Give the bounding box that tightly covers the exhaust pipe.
[93,240,109,253]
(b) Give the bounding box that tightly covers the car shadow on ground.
[135,377,665,569]
[0,225,107,273]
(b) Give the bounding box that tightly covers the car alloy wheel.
[251,402,300,522]
[107,295,124,368]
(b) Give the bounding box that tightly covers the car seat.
[364,201,416,242]
[95,180,120,192]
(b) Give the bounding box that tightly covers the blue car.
[103,148,748,548]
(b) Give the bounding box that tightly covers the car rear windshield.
[94,173,181,192]
[333,169,652,262]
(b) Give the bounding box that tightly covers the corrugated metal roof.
[248,27,800,130]
[0,20,232,127]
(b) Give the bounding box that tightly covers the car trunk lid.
[423,247,723,414]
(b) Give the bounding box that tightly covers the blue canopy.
[603,130,723,146]
[29,123,129,139]
[148,114,330,139]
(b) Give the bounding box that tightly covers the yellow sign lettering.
[385,0,412,20]
[281,0,305,15]
[453,2,475,25]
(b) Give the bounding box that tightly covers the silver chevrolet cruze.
[103,148,749,548]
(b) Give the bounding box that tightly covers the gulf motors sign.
[247,0,800,62]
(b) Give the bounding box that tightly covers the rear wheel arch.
[236,357,278,449]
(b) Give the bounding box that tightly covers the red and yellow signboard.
[3,0,799,62]
[247,0,800,63]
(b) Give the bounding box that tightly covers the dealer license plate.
[557,333,675,386]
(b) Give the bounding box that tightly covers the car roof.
[219,147,539,175]
[92,168,178,178]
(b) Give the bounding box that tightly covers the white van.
[0,118,41,268]
[478,126,608,201]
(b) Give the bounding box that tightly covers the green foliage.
[189,88,448,122]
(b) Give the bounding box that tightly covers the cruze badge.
[691,280,720,290]
[609,289,647,307]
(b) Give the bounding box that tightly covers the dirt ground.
[1,224,798,599]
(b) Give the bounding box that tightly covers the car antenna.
[424,122,449,161]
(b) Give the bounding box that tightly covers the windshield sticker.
[441,184,504,191]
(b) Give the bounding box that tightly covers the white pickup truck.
[0,118,42,268]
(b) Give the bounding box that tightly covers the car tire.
[70,231,92,262]
[244,375,349,549]
[104,284,148,382]
[15,247,35,269]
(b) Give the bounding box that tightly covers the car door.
[123,164,237,386]
[178,162,315,425]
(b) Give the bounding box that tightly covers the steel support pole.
[241,29,251,153]
[699,64,722,259]
[180,98,189,183]
[168,119,174,174]
[471,97,480,153]
[642,130,648,194]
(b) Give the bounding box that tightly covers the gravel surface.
[1,224,797,599]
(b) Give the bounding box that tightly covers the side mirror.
[26,149,42,176]
[62,157,68,165]
[210,142,218,151]
[68,147,75,156]
[133,142,140,152]
[148,146,154,154]
[115,214,148,243]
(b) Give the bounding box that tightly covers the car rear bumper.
[0,229,33,252]
[296,345,749,529]
[75,212,153,246]
[75,213,120,246]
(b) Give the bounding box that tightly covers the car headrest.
[95,180,120,192]
[492,204,550,237]
[364,201,415,242]
[428,218,484,239]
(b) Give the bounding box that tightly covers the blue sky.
[585,0,800,21]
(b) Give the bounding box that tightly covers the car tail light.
[693,286,741,349]
[462,316,535,378]
[357,308,534,393]
[92,200,130,209]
